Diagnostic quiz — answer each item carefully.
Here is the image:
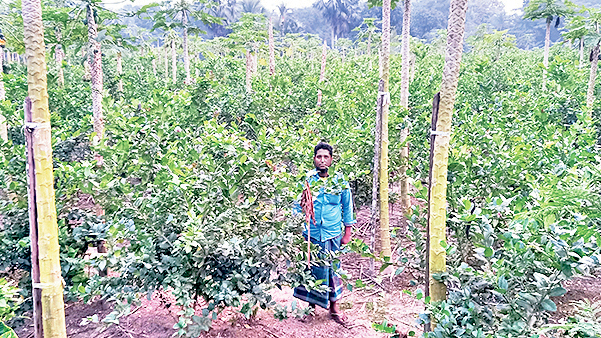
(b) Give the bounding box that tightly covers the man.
[293,142,356,325]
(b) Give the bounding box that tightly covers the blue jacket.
[295,170,357,241]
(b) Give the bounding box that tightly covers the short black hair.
[314,142,333,157]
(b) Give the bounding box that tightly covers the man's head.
[314,142,333,174]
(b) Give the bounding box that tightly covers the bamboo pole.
[24,97,44,338]
[22,0,68,336]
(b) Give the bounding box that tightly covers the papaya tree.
[352,17,379,56]
[584,7,601,109]
[379,0,393,258]
[428,0,469,303]
[399,0,411,211]
[22,0,68,335]
[563,15,588,67]
[0,30,5,142]
[228,13,267,92]
[268,17,275,76]
[86,1,104,141]
[141,0,221,85]
[524,0,572,91]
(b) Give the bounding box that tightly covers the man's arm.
[340,185,356,244]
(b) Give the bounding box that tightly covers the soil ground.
[13,194,601,338]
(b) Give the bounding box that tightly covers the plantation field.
[2,1,601,337]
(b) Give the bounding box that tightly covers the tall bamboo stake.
[25,98,43,338]
[22,0,68,336]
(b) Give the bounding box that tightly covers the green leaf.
[548,287,567,297]
[541,298,557,312]
[498,275,508,291]
[484,247,494,257]
[0,322,18,338]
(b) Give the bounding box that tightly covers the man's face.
[314,149,332,171]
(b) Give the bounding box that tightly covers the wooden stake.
[24,97,43,338]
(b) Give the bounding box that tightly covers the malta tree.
[524,0,572,91]
[22,0,68,336]
[428,0,469,303]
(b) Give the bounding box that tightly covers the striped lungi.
[293,233,344,309]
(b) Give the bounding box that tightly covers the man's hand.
[341,227,352,245]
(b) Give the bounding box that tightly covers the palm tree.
[207,0,238,37]
[240,0,264,14]
[428,0,470,305]
[313,0,359,47]
[524,0,573,91]
[22,0,68,336]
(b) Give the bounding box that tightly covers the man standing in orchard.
[293,142,356,325]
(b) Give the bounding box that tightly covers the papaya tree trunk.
[369,79,383,275]
[245,50,252,92]
[399,0,412,212]
[117,51,123,93]
[83,48,91,81]
[172,40,177,83]
[0,49,5,142]
[579,38,584,68]
[587,43,599,109]
[22,0,68,336]
[87,4,104,141]
[543,17,551,91]
[317,41,327,106]
[164,44,169,81]
[428,0,469,304]
[379,0,392,258]
[182,11,190,85]
[54,26,64,87]
[269,18,275,76]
